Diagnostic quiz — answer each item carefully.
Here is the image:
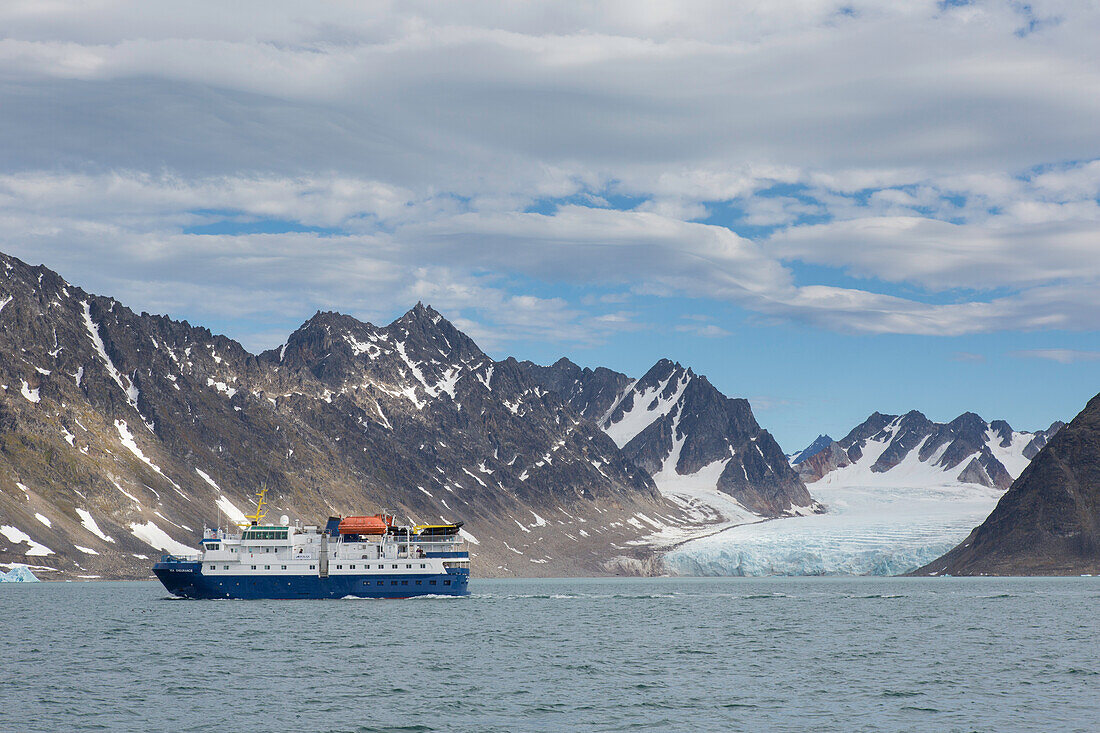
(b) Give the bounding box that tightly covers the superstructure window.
[281,565,287,570]
[224,565,229,570]
[251,565,257,570]
[264,565,270,570]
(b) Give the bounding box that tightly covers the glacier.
[665,477,1004,576]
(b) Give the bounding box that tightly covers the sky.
[1,0,1099,451]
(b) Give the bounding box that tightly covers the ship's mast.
[241,486,269,527]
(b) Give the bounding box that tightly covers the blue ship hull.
[153,560,469,599]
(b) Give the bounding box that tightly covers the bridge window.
[207,544,220,551]
[241,530,289,541]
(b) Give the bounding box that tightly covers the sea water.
[1,577,1097,732]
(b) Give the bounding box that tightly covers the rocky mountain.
[793,411,1063,488]
[519,358,819,518]
[916,394,1100,576]
[0,251,703,580]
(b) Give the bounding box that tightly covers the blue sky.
[1,0,1098,451]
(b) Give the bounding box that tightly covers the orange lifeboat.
[338,515,390,535]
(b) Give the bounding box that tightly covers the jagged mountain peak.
[791,434,834,464]
[945,411,987,432]
[638,358,692,384]
[402,300,441,321]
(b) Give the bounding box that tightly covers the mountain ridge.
[519,357,819,518]
[794,410,1063,488]
[0,252,691,579]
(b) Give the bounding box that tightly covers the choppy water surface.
[2,577,1098,732]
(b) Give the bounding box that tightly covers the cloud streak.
[1013,349,1100,364]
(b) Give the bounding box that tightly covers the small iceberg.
[0,564,40,582]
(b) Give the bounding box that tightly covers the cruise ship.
[153,491,470,599]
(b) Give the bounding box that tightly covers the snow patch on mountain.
[0,525,53,556]
[82,301,151,430]
[129,521,197,555]
[652,409,756,524]
[75,508,115,543]
[115,420,184,495]
[603,373,686,447]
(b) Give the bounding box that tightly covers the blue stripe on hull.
[153,563,469,599]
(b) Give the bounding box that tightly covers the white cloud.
[769,216,1100,291]
[0,3,1098,346]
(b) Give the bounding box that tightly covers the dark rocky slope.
[914,394,1100,576]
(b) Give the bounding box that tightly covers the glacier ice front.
[665,480,1004,576]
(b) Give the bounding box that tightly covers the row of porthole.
[207,564,432,572]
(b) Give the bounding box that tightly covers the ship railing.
[396,539,468,557]
[159,553,201,563]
